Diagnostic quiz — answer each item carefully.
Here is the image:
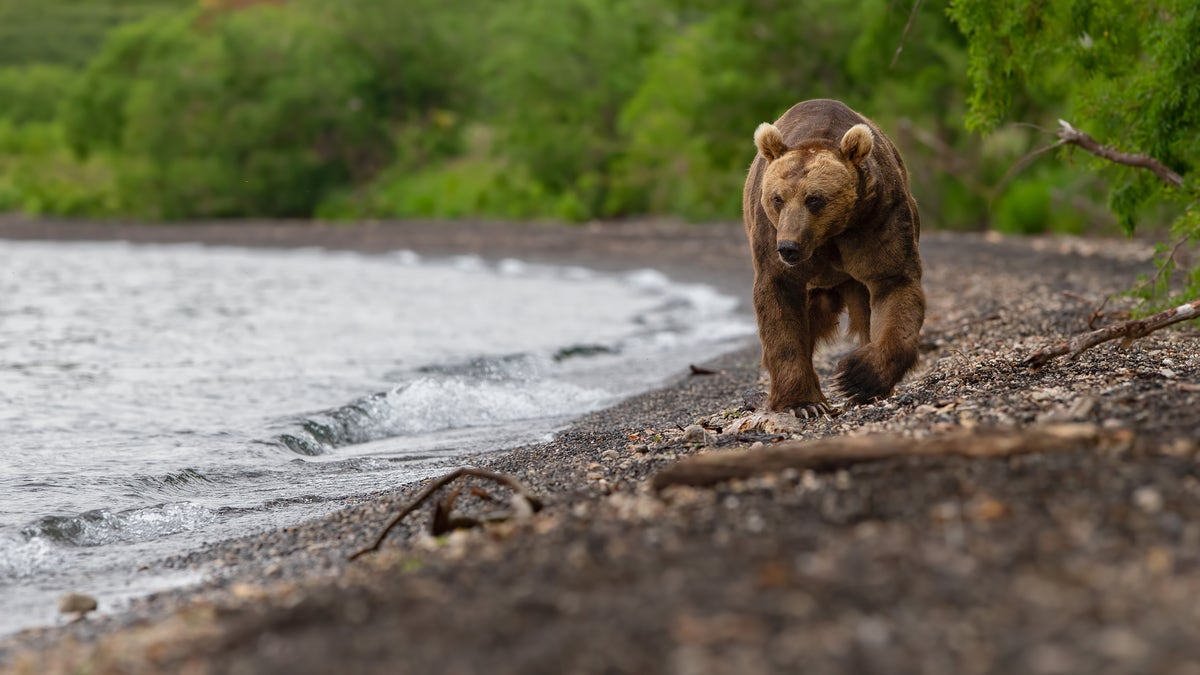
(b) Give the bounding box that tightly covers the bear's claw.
[785,402,838,419]
[835,350,891,404]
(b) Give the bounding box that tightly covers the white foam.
[37,502,217,547]
[623,268,673,292]
[381,376,609,436]
[0,533,61,578]
[497,258,528,276]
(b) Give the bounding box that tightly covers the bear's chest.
[805,243,852,289]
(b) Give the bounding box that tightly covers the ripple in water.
[25,503,216,547]
[0,239,755,636]
[278,354,610,455]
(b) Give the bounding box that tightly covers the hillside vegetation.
[0,0,1195,303]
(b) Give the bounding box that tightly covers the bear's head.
[753,122,873,266]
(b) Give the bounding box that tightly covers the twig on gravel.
[349,468,543,561]
[1022,299,1200,368]
[1060,291,1120,331]
[652,424,1126,490]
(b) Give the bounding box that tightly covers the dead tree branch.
[1005,120,1195,364]
[1023,299,1200,368]
[349,467,542,561]
[652,424,1126,490]
[1056,120,1184,188]
[890,0,923,68]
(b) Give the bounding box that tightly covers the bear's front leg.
[835,274,925,403]
[753,273,830,417]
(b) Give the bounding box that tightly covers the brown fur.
[742,99,925,409]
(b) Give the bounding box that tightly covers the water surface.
[0,239,754,635]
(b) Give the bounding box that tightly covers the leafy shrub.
[950,0,1200,307]
[318,158,551,222]
[64,6,392,218]
[0,121,117,215]
[0,65,77,124]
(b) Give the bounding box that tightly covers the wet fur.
[742,99,925,409]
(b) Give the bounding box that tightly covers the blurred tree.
[0,0,188,67]
[949,0,1200,306]
[64,5,392,218]
[475,0,671,220]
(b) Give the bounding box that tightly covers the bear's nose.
[777,240,803,265]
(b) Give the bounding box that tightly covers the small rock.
[1067,396,1097,419]
[601,449,620,462]
[1144,546,1173,575]
[58,593,98,616]
[1133,486,1163,513]
[682,424,707,444]
[1160,368,1177,379]
[967,495,1011,521]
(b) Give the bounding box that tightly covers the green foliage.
[0,64,77,124]
[992,169,1095,236]
[0,0,189,67]
[0,121,118,216]
[475,0,671,219]
[63,6,392,218]
[949,0,1200,307]
[0,0,1186,284]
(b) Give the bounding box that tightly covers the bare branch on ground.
[349,467,543,561]
[1023,299,1200,368]
[652,424,1126,490]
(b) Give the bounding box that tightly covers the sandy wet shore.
[2,217,1199,674]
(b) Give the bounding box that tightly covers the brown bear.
[742,99,925,414]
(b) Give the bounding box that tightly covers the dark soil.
[1,217,1198,675]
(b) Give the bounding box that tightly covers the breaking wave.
[277,354,610,455]
[24,502,216,547]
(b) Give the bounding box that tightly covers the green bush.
[0,0,188,68]
[0,65,78,124]
[950,0,1200,307]
[318,157,551,222]
[64,6,392,218]
[0,121,117,215]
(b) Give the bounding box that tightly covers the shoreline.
[3,217,1200,674]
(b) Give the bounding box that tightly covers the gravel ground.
[1,217,1198,675]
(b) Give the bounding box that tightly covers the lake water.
[0,238,754,636]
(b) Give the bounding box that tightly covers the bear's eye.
[771,195,784,208]
[804,195,827,213]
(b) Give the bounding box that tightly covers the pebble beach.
[2,216,1199,675]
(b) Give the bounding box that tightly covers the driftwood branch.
[1023,299,1200,368]
[349,467,542,561]
[1056,119,1184,188]
[653,424,1124,490]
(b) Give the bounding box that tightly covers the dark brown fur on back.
[743,99,925,410]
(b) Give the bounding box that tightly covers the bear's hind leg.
[840,280,871,346]
[807,288,844,350]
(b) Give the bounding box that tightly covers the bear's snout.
[777,240,806,265]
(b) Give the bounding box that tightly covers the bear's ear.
[840,123,873,165]
[754,123,787,162]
